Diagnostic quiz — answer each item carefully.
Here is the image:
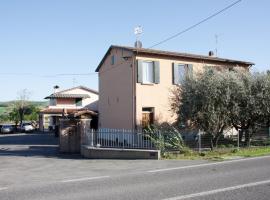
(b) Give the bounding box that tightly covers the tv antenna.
[134,26,143,48]
[215,34,222,57]
[134,26,143,38]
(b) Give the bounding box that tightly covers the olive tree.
[12,89,31,125]
[171,68,231,149]
[9,107,20,129]
[172,68,270,147]
[227,71,270,146]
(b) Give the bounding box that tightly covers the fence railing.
[82,129,157,150]
[183,129,270,151]
[82,128,270,152]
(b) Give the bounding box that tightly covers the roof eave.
[95,45,134,72]
[95,46,114,72]
[95,45,254,71]
[134,49,254,66]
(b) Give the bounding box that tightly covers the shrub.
[231,148,239,153]
[144,123,187,155]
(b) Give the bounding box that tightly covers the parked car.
[1,125,14,134]
[20,123,35,133]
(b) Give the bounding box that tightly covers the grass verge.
[163,146,270,161]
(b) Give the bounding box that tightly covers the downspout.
[132,52,137,130]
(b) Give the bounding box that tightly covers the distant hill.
[0,101,48,115]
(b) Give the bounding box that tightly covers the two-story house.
[39,86,98,130]
[96,45,254,130]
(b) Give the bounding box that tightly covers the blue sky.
[0,0,269,101]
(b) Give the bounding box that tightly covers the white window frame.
[142,61,154,84]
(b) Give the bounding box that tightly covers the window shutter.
[137,59,143,83]
[154,61,160,84]
[187,64,193,79]
[173,63,179,85]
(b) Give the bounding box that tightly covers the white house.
[39,86,98,130]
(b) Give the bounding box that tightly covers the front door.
[142,107,154,129]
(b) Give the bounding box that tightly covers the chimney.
[53,85,60,93]
[134,40,142,48]
[208,51,214,57]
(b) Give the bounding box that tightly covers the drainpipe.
[132,53,137,130]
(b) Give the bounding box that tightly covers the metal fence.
[184,128,270,152]
[82,127,270,152]
[82,128,157,149]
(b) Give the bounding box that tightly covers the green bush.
[218,144,226,148]
[144,123,187,156]
[231,148,239,153]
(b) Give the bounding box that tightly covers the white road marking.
[148,155,270,173]
[0,187,8,191]
[163,179,270,200]
[61,176,110,183]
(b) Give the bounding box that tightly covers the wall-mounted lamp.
[122,56,132,61]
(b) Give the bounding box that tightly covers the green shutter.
[137,60,143,83]
[154,61,160,84]
[173,63,179,85]
[187,64,193,79]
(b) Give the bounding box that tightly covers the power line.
[0,72,97,77]
[149,0,242,48]
[0,1,243,77]
[96,1,243,76]
[42,73,97,77]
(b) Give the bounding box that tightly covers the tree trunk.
[215,135,220,148]
[244,129,251,147]
[210,139,214,150]
[209,134,214,150]
[239,129,244,144]
[213,134,222,148]
[19,108,24,126]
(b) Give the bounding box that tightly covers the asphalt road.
[0,133,270,200]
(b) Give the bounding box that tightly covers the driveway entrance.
[0,132,59,157]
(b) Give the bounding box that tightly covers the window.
[137,60,160,84]
[142,61,154,83]
[111,55,115,65]
[75,98,82,106]
[173,63,193,85]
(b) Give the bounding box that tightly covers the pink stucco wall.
[98,48,135,129]
[98,47,250,130]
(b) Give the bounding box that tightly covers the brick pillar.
[80,119,93,147]
[59,118,80,153]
